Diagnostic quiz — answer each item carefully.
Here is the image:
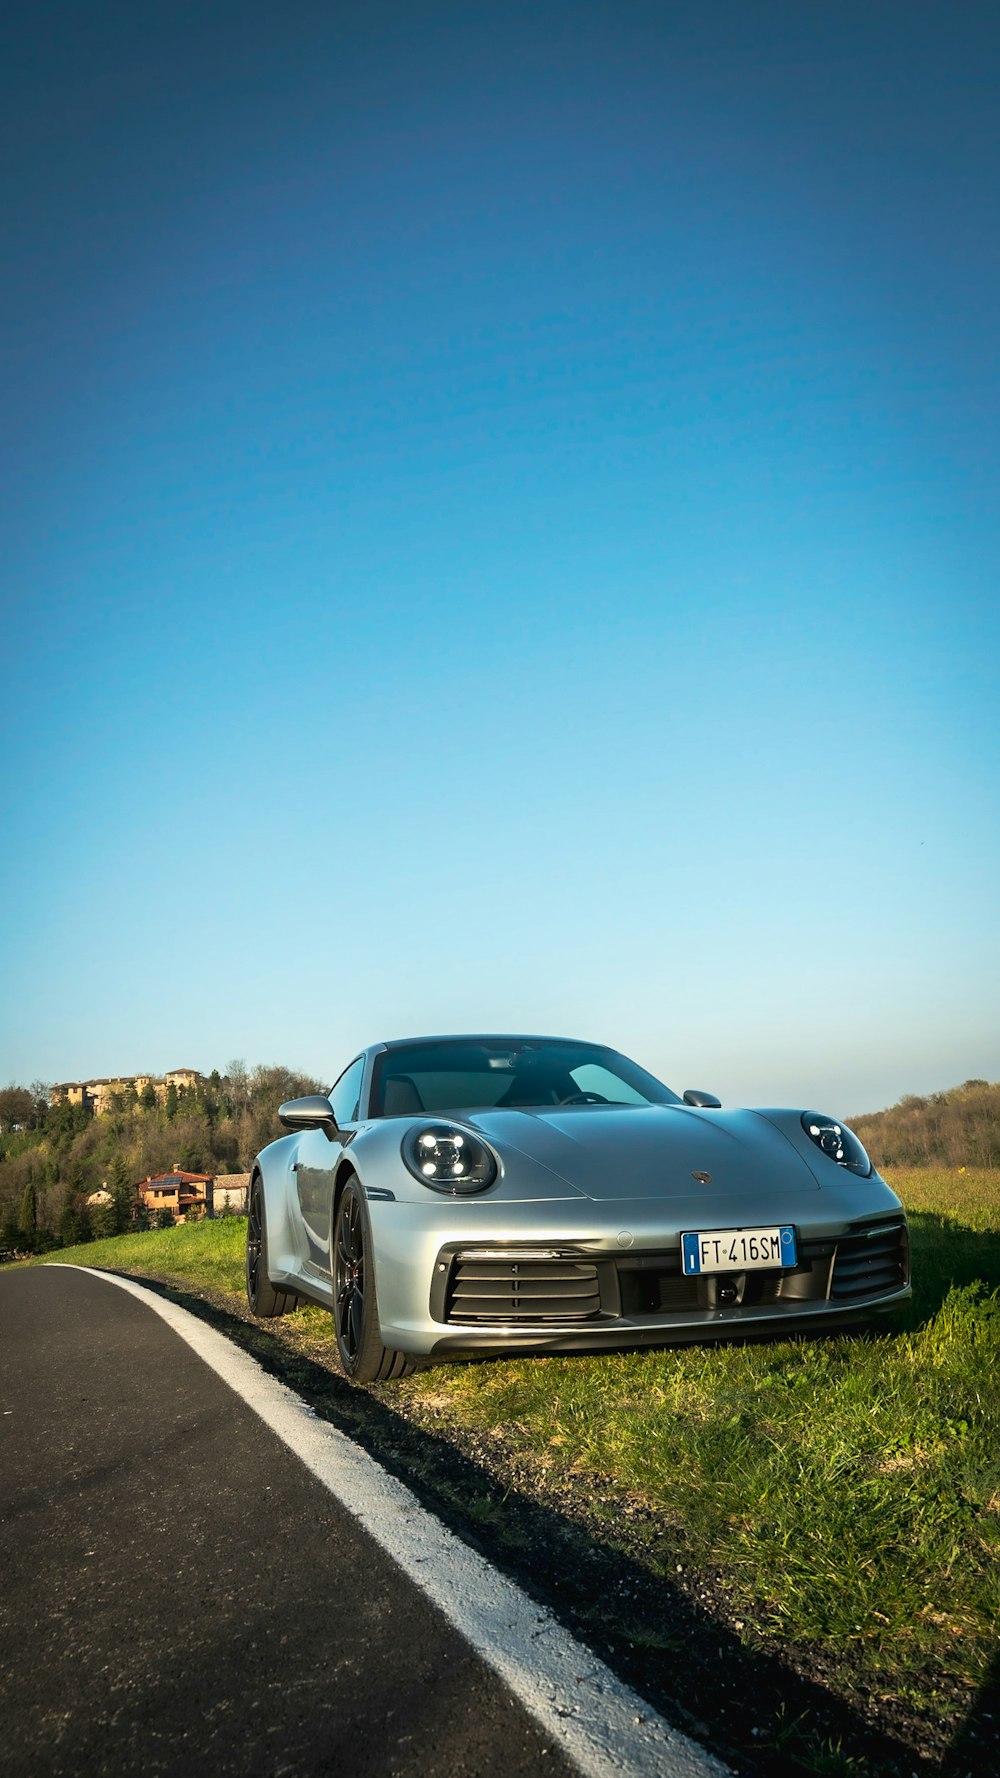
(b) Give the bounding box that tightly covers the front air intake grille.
[830,1223,907,1300]
[446,1257,602,1323]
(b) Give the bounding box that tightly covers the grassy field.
[40,1214,253,1295]
[25,1167,1000,1758]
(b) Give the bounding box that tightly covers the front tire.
[332,1181,414,1381]
[246,1176,298,1318]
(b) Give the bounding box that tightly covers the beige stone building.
[51,1070,204,1116]
[212,1173,250,1214]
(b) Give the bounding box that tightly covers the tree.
[18,1182,37,1239]
[108,1153,135,1233]
[0,1085,36,1133]
[140,1080,157,1111]
[28,1081,51,1126]
[48,1099,91,1140]
[226,1059,249,1115]
[164,1083,179,1121]
[58,1201,84,1246]
[89,1199,118,1239]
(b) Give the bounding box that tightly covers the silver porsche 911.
[245,1034,911,1380]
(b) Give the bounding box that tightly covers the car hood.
[463,1103,819,1200]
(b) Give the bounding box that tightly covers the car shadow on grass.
[903,1211,1000,1326]
[104,1270,997,1778]
[940,1645,1000,1778]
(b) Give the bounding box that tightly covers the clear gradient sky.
[2,1,997,1113]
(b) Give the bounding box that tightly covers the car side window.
[329,1056,365,1125]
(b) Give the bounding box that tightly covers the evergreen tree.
[108,1153,135,1233]
[89,1199,118,1239]
[165,1083,179,1121]
[58,1202,83,1246]
[18,1182,37,1239]
[140,1081,157,1111]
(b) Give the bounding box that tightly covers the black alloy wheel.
[245,1177,298,1318]
[335,1187,366,1364]
[332,1181,414,1382]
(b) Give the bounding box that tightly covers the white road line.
[48,1264,731,1778]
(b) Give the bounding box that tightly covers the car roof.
[376,1034,609,1052]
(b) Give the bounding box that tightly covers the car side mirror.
[278,1095,341,1139]
[683,1089,722,1109]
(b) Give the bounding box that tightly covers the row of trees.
[0,1062,324,1253]
[851,1079,1000,1169]
[3,1066,995,1254]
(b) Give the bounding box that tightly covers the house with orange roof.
[138,1169,214,1222]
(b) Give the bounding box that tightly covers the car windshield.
[370,1038,681,1117]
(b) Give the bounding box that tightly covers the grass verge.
[20,1167,1000,1774]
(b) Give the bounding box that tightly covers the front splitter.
[428,1285,911,1357]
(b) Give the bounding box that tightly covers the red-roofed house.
[138,1170,214,1222]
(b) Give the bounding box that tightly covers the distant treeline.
[2,1067,996,1255]
[0,1063,323,1253]
[851,1079,999,1170]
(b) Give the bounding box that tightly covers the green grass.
[41,1216,251,1295]
[23,1167,1000,1717]
[390,1169,1000,1700]
[401,1284,999,1687]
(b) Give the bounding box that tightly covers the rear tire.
[246,1176,299,1318]
[332,1180,414,1382]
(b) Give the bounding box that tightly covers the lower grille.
[436,1223,906,1327]
[618,1261,699,1314]
[447,1258,602,1323]
[830,1223,907,1299]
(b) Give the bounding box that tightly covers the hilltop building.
[50,1070,203,1116]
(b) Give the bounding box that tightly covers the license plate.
[681,1225,797,1275]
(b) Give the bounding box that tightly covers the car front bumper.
[367,1185,911,1357]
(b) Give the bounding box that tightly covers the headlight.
[401,1123,498,1194]
[800,1112,872,1177]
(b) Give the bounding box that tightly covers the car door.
[295,1055,366,1278]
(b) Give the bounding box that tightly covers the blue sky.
[1,1,997,1113]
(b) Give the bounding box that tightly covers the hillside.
[3,1067,996,1253]
[852,1078,1000,1170]
[0,1064,323,1250]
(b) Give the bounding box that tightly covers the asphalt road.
[0,1267,578,1778]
